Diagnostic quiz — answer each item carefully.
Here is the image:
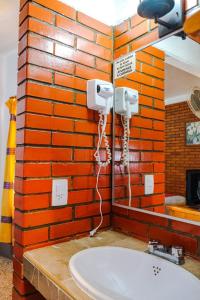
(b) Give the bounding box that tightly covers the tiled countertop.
[23,230,200,300]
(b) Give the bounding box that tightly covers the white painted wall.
[165,63,200,105]
[0,49,18,208]
[60,0,140,25]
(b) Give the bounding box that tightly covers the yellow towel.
[0,96,16,257]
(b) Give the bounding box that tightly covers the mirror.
[113,31,200,224]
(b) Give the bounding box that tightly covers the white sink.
[69,246,200,300]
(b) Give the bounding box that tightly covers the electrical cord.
[90,113,111,237]
[121,115,132,206]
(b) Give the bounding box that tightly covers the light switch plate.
[144,175,154,195]
[52,179,68,206]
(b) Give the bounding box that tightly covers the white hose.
[121,115,132,206]
[90,113,111,237]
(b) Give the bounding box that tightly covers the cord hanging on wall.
[137,0,185,38]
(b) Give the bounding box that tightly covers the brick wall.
[14,0,200,298]
[14,0,113,298]
[112,0,200,260]
[166,101,200,196]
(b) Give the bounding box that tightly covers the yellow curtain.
[0,96,16,258]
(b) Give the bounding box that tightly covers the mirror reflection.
[113,33,200,223]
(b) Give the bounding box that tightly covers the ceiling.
[155,36,200,105]
[60,0,140,25]
[156,36,200,78]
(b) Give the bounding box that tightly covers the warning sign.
[114,52,136,79]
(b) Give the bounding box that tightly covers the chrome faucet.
[147,240,185,265]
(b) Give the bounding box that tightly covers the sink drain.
[153,265,162,276]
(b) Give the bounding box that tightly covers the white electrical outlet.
[144,175,154,195]
[52,179,68,206]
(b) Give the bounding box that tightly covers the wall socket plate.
[144,175,154,195]
[52,179,68,206]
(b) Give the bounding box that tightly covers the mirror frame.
[112,27,200,227]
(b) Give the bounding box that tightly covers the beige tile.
[23,230,200,300]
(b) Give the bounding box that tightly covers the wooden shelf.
[167,205,200,222]
[184,10,200,44]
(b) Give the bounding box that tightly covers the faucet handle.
[171,246,184,258]
[148,240,159,252]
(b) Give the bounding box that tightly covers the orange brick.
[56,15,95,41]
[28,34,53,54]
[154,58,165,70]
[75,93,87,105]
[141,129,165,141]
[52,163,94,176]
[18,34,28,54]
[75,202,110,218]
[13,273,35,295]
[54,43,95,67]
[142,63,164,79]
[15,178,52,194]
[15,194,50,210]
[96,33,112,49]
[114,45,129,59]
[144,46,165,59]
[115,78,140,90]
[16,147,72,162]
[133,116,152,129]
[75,65,110,81]
[28,48,74,75]
[29,18,74,46]
[154,141,165,151]
[77,12,112,36]
[73,175,110,189]
[53,103,89,119]
[55,73,86,91]
[68,190,93,204]
[74,149,95,161]
[19,18,29,39]
[141,107,165,120]
[141,194,164,207]
[15,207,72,227]
[14,227,48,246]
[153,120,165,131]
[128,72,153,86]
[16,163,51,178]
[20,3,54,25]
[50,219,91,239]
[34,0,76,19]
[77,38,112,61]
[93,214,110,229]
[136,51,152,64]
[96,58,111,74]
[75,120,98,134]
[131,30,159,51]
[27,65,52,83]
[18,50,27,69]
[139,95,153,107]
[52,132,93,147]
[115,21,148,49]
[114,20,129,37]
[131,15,145,27]
[21,98,53,115]
[26,82,74,103]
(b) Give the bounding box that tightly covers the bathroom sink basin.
[69,246,200,300]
